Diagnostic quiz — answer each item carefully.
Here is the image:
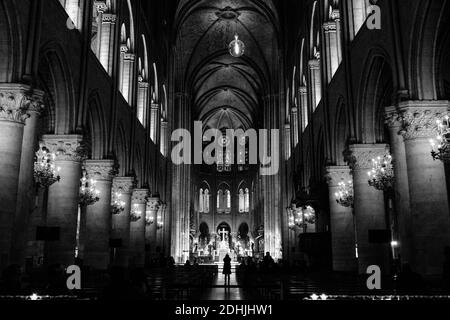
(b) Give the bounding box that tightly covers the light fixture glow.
[229,34,245,57]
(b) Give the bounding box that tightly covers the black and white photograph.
[0,0,449,316]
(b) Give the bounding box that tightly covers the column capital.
[299,86,307,94]
[323,21,337,32]
[102,13,117,24]
[0,83,34,123]
[346,144,390,170]
[150,103,160,110]
[398,100,449,141]
[291,107,298,114]
[28,89,45,115]
[325,166,352,187]
[84,159,116,182]
[384,105,402,129]
[112,176,135,194]
[132,189,149,204]
[41,135,86,162]
[308,59,320,69]
[147,196,161,212]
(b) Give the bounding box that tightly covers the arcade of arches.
[1,0,450,282]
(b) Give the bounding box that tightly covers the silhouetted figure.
[396,263,425,294]
[262,252,274,272]
[167,256,175,269]
[223,254,232,287]
[0,265,23,295]
[184,260,192,271]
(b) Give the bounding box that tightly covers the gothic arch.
[409,0,450,100]
[0,0,22,82]
[357,48,395,144]
[115,122,128,176]
[86,91,107,159]
[38,42,76,135]
[333,98,350,165]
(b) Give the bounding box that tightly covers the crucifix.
[218,228,228,242]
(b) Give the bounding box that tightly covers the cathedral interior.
[1,0,450,300]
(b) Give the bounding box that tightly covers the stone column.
[83,160,115,270]
[157,203,167,252]
[130,189,149,267]
[42,135,85,266]
[146,196,160,264]
[325,166,357,272]
[111,177,135,267]
[160,120,168,156]
[12,90,45,265]
[323,21,338,82]
[98,13,117,76]
[284,123,291,160]
[398,101,450,276]
[0,84,32,269]
[150,103,159,143]
[120,52,135,104]
[385,106,413,264]
[308,58,322,111]
[347,144,390,274]
[299,86,308,132]
[290,107,299,147]
[137,81,149,126]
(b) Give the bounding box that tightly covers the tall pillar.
[290,107,299,147]
[145,196,160,264]
[157,203,167,252]
[130,189,149,267]
[12,90,45,265]
[385,106,413,265]
[347,144,390,274]
[98,13,117,75]
[326,166,357,272]
[150,103,159,143]
[299,86,308,132]
[308,58,322,111]
[111,177,135,267]
[120,52,135,104]
[137,81,149,126]
[0,84,32,269]
[284,123,291,160]
[398,101,450,276]
[83,160,115,270]
[42,135,84,266]
[323,20,339,82]
[160,120,168,156]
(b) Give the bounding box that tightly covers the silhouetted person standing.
[223,254,232,287]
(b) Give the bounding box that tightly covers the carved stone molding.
[132,189,149,204]
[147,197,161,212]
[102,13,117,24]
[84,160,116,182]
[41,135,86,162]
[325,166,352,187]
[323,21,337,32]
[346,144,390,170]
[384,106,402,130]
[0,84,34,123]
[398,101,449,141]
[112,177,135,194]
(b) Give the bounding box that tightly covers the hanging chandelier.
[145,214,154,226]
[229,33,245,58]
[78,171,100,207]
[111,192,126,215]
[287,204,316,229]
[33,147,61,188]
[430,115,450,163]
[130,204,142,222]
[367,154,394,191]
[335,181,354,208]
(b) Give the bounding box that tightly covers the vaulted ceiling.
[174,0,280,131]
